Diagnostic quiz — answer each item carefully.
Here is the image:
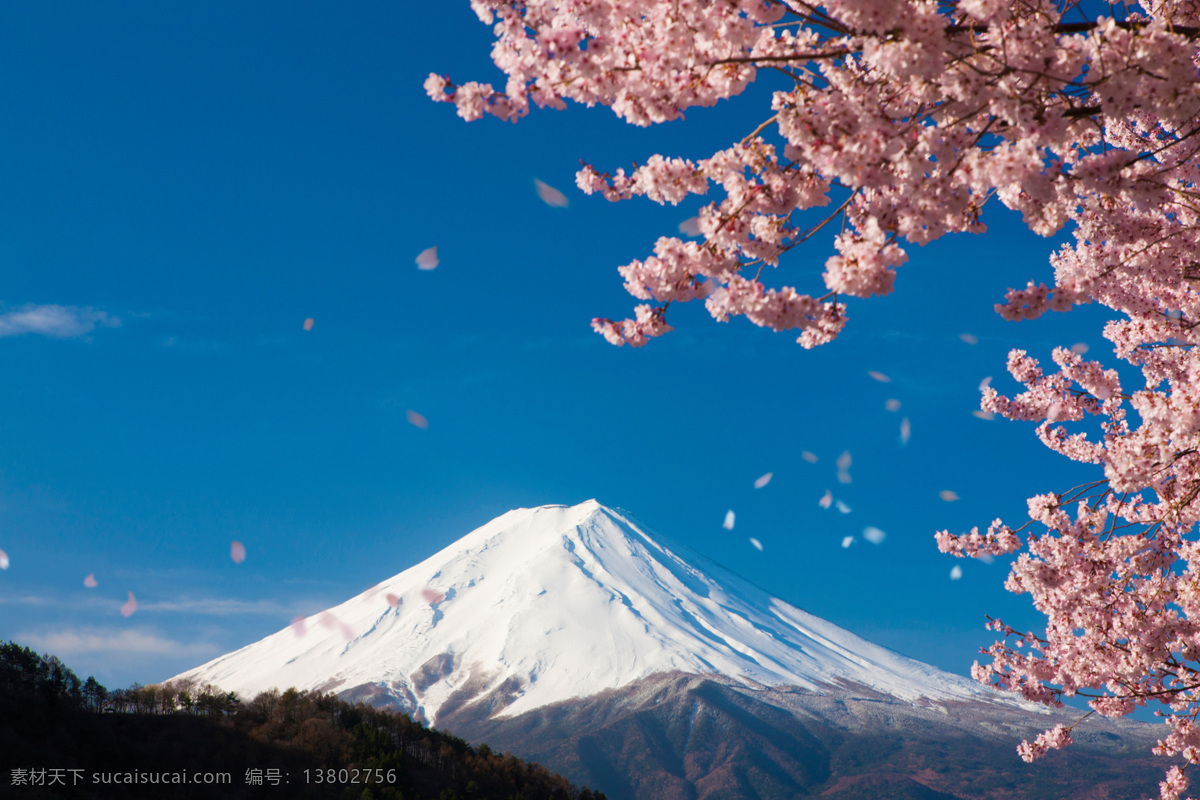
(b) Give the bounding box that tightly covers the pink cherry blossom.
[885,399,901,412]
[0,548,8,570]
[302,317,314,332]
[83,573,98,588]
[939,490,960,502]
[867,370,891,383]
[960,333,979,345]
[800,451,818,464]
[385,592,402,607]
[900,417,911,445]
[421,588,445,604]
[406,409,429,429]
[230,541,246,564]
[534,178,569,208]
[120,591,137,618]
[290,615,307,637]
[818,490,833,509]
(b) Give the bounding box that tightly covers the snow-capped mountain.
[172,500,1013,723]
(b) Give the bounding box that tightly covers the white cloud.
[17,627,217,658]
[139,597,287,616]
[0,304,119,338]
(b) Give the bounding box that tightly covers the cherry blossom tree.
[428,1,1200,796]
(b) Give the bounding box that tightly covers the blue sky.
[0,1,1119,700]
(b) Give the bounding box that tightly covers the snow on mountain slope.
[171,500,1013,722]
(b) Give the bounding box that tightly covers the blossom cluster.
[433,3,1200,795]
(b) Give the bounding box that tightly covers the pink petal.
[950,565,963,580]
[885,398,901,412]
[972,410,996,420]
[230,541,246,564]
[534,179,569,208]
[978,376,992,391]
[959,333,979,345]
[818,490,833,509]
[1070,342,1089,354]
[0,548,8,570]
[385,593,402,607]
[120,591,137,618]
[748,537,763,551]
[754,472,773,489]
[835,499,852,514]
[800,451,818,464]
[83,573,98,588]
[722,510,735,530]
[406,409,429,429]
[678,217,702,237]
[867,370,891,383]
[415,246,439,271]
[319,612,355,640]
[421,588,445,604]
[836,451,851,470]
[302,317,314,332]
[863,526,886,545]
[291,615,308,637]
[841,536,854,548]
[939,490,960,502]
[899,417,911,445]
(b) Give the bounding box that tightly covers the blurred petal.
[749,537,763,551]
[534,179,569,208]
[978,376,992,391]
[836,451,851,470]
[83,573,98,588]
[754,472,773,489]
[841,536,854,548]
[319,612,355,640]
[291,616,307,637]
[867,370,891,383]
[959,333,979,345]
[899,417,911,445]
[230,541,246,564]
[415,246,439,271]
[939,490,960,502]
[972,410,996,420]
[385,593,402,607]
[302,317,314,332]
[678,217,702,237]
[421,588,445,604]
[120,592,137,618]
[406,409,429,429]
[885,399,901,412]
[722,510,735,530]
[800,451,818,464]
[837,469,852,485]
[0,548,8,570]
[818,490,833,509]
[863,526,886,545]
[1070,342,1089,355]
[950,565,963,580]
[835,499,852,514]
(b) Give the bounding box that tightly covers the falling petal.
[302,317,314,332]
[534,179,569,208]
[120,592,137,618]
[836,451,852,470]
[1070,342,1089,355]
[754,472,773,489]
[415,246,439,271]
[867,370,891,383]
[950,565,963,580]
[978,553,995,565]
[83,573,98,588]
[0,548,8,570]
[290,616,307,637]
[899,417,911,445]
[319,612,355,640]
[939,490,960,502]
[835,499,852,514]
[978,376,992,391]
[749,538,763,551]
[885,399,901,412]
[837,469,852,485]
[421,588,445,604]
[972,410,996,421]
[959,333,979,345]
[818,490,833,509]
[406,409,429,429]
[678,217,702,237]
[722,510,735,530]
[385,593,402,607]
[841,536,854,548]
[230,541,246,564]
[800,451,818,464]
[863,526,886,545]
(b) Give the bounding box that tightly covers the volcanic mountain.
[175,500,1012,721]
[174,501,1169,799]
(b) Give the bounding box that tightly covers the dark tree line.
[1,641,607,800]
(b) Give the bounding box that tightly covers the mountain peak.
[172,501,1018,724]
